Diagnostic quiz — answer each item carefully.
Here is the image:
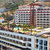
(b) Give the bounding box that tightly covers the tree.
[1,13,9,19]
[23,24,29,31]
[10,23,16,31]
[10,23,16,28]
[1,13,6,19]
[5,2,22,11]
[29,25,36,34]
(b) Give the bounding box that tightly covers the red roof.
[0,18,4,19]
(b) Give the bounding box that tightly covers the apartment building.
[0,30,34,50]
[14,5,30,25]
[14,10,30,25]
[36,7,50,28]
[0,28,50,50]
[14,4,42,26]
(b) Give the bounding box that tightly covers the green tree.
[10,23,16,31]
[29,25,36,33]
[1,13,6,19]
[10,23,16,28]
[23,24,29,31]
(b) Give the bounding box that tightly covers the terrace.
[0,23,50,38]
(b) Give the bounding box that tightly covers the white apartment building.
[14,10,30,25]
[14,5,30,25]
[0,28,50,50]
[36,7,50,28]
[14,4,42,25]
[0,30,35,50]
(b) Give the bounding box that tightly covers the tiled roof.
[0,18,4,19]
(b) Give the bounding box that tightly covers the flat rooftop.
[0,28,50,38]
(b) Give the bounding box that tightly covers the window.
[22,43,26,46]
[17,36,19,39]
[7,43,10,45]
[20,37,23,40]
[44,47,47,50]
[4,38,6,40]
[13,40,15,43]
[44,41,47,46]
[3,33,4,35]
[14,35,16,38]
[28,49,31,50]
[27,43,31,47]
[11,35,12,37]
[8,34,9,36]
[16,41,18,44]
[2,37,3,39]
[36,45,38,49]
[39,46,43,50]
[28,38,31,42]
[36,39,38,43]
[39,40,43,45]
[10,39,12,42]
[19,42,22,45]
[24,37,27,41]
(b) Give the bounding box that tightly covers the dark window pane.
[39,40,43,45]
[36,45,38,49]
[28,43,31,47]
[44,41,47,46]
[17,36,19,39]
[28,38,31,42]
[44,47,47,50]
[24,37,27,41]
[39,46,43,50]
[36,39,38,43]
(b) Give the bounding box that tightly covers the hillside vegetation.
[0,0,23,7]
[0,0,34,7]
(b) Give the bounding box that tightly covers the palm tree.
[29,25,35,34]
[10,23,16,31]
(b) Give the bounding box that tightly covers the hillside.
[0,0,23,7]
[0,0,34,7]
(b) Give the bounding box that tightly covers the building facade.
[35,37,48,50]
[14,4,42,26]
[0,30,34,50]
[36,7,50,28]
[0,28,50,50]
[14,10,30,25]
[14,5,31,25]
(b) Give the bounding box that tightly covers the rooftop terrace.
[0,27,50,38]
